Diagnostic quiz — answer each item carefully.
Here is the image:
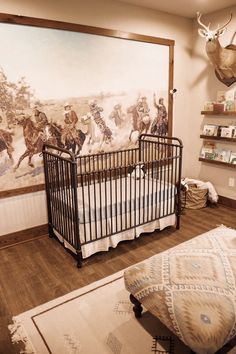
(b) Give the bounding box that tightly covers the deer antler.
[197,12,210,31]
[217,13,233,32]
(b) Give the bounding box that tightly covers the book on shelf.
[230,152,236,164]
[219,125,236,138]
[200,142,216,159]
[214,148,231,163]
[233,127,236,138]
[202,124,218,136]
[219,126,233,138]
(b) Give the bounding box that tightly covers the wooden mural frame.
[0,13,174,198]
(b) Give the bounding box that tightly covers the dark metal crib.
[42,134,183,267]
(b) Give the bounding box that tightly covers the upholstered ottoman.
[124,226,236,354]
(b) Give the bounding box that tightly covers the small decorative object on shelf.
[204,102,214,111]
[225,100,235,111]
[213,103,225,113]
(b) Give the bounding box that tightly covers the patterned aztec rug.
[9,270,192,354]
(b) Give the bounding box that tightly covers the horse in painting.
[0,129,14,161]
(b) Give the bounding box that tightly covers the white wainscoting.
[0,191,47,236]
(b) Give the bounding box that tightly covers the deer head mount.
[197,12,236,87]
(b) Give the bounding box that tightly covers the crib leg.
[48,223,54,238]
[176,215,180,230]
[130,294,143,318]
[76,251,83,268]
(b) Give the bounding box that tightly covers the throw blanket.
[182,177,218,203]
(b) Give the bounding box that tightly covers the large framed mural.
[0,14,174,198]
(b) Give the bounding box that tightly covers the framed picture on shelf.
[216,90,226,103]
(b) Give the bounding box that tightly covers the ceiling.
[115,0,236,18]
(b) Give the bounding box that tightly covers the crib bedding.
[78,177,175,223]
[52,178,176,258]
[53,191,176,259]
[54,212,176,259]
[52,177,176,224]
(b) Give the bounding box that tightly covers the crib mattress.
[52,177,176,258]
[77,177,176,224]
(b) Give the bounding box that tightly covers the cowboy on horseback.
[89,100,112,144]
[32,106,49,144]
[136,96,151,134]
[61,103,79,144]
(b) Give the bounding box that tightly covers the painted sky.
[0,23,169,100]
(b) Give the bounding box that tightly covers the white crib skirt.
[53,212,175,259]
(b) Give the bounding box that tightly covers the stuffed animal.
[128,164,146,179]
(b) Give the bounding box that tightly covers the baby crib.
[42,134,183,267]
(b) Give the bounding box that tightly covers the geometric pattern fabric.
[124,226,236,354]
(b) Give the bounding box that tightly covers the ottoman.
[124,226,236,354]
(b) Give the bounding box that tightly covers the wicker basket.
[184,184,208,209]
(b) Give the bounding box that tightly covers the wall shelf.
[201,111,236,116]
[200,111,236,166]
[199,157,236,168]
[200,135,236,143]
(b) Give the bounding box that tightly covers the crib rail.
[76,147,139,175]
[42,144,81,253]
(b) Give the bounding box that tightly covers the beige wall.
[1,0,235,235]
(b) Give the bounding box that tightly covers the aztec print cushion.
[124,225,236,354]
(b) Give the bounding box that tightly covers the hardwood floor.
[1,204,236,354]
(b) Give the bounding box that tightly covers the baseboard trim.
[0,224,48,249]
[0,198,235,249]
[218,195,236,209]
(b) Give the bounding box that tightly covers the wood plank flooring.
[0,205,236,354]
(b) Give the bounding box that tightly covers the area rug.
[9,270,191,354]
